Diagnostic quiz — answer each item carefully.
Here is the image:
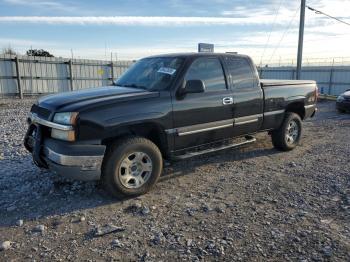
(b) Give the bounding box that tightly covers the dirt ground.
[0,99,349,261]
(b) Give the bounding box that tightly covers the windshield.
[116,57,184,91]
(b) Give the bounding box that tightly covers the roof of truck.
[145,52,251,59]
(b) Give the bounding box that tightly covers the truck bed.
[259,79,317,130]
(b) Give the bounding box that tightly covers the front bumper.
[43,139,106,181]
[24,125,106,181]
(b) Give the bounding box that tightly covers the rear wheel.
[102,137,163,198]
[271,112,302,151]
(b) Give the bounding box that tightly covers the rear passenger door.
[223,56,264,136]
[171,57,234,151]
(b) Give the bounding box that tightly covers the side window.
[185,57,226,91]
[225,57,256,90]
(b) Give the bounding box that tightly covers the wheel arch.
[285,102,305,120]
[102,122,169,159]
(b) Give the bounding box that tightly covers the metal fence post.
[110,61,114,84]
[329,59,335,95]
[14,56,23,99]
[68,60,74,91]
[291,69,296,80]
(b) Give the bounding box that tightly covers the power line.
[266,5,301,65]
[307,6,350,27]
[259,0,285,65]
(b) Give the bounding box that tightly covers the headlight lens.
[337,95,345,102]
[51,129,75,141]
[53,112,78,125]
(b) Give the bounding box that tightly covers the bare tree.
[1,47,17,55]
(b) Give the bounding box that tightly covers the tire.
[102,137,163,198]
[271,112,302,151]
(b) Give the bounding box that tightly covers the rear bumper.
[305,104,317,118]
[43,139,106,181]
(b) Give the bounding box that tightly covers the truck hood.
[37,86,159,112]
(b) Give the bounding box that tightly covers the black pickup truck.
[24,53,317,198]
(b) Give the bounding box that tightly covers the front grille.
[344,96,350,101]
[31,104,52,120]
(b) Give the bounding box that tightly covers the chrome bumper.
[25,113,106,181]
[305,104,317,118]
[42,139,106,181]
[44,147,104,170]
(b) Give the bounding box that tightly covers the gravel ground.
[0,98,349,261]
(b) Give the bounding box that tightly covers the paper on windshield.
[157,67,176,75]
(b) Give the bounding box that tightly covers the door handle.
[222,97,234,105]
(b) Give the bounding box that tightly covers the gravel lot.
[0,98,349,261]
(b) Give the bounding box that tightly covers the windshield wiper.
[117,83,148,90]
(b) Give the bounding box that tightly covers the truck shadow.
[0,139,279,228]
[160,144,280,182]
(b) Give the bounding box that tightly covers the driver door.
[171,57,234,151]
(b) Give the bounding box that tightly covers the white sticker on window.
[157,67,176,75]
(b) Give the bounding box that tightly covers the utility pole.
[296,0,306,80]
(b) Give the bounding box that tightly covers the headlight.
[53,112,78,125]
[51,129,75,141]
[337,96,345,102]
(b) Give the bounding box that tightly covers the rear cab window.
[185,57,227,92]
[224,56,258,90]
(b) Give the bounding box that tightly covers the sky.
[0,0,349,64]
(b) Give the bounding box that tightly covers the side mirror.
[184,80,205,94]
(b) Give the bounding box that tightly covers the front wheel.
[271,112,302,151]
[102,137,163,198]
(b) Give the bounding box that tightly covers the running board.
[172,136,256,160]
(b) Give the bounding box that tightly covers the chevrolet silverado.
[24,53,317,198]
